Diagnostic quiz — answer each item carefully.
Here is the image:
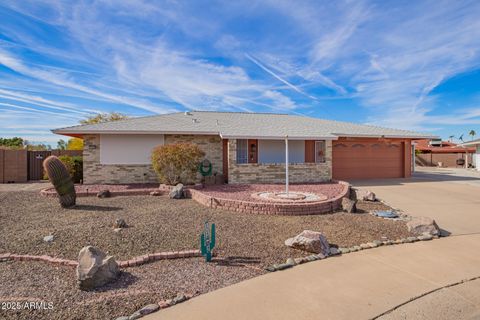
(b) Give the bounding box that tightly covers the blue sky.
[1,0,480,145]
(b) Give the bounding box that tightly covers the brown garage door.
[332,141,404,180]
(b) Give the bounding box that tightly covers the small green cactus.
[43,155,76,208]
[200,221,216,262]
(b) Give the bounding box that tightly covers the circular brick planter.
[188,181,350,215]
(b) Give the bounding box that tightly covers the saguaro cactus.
[43,155,76,208]
[200,221,216,262]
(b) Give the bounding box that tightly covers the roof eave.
[52,130,220,136]
[333,133,439,139]
[219,134,338,140]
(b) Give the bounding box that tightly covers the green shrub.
[151,143,205,185]
[55,155,83,183]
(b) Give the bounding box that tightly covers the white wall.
[258,139,305,164]
[475,146,480,171]
[100,134,164,165]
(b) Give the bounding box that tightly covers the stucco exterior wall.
[83,134,223,184]
[227,139,332,184]
[475,146,480,171]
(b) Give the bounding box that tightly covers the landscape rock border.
[267,233,439,272]
[115,293,194,320]
[0,249,203,269]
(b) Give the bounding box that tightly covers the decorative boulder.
[169,183,184,199]
[285,230,330,255]
[406,217,440,236]
[113,218,127,229]
[76,246,120,290]
[97,190,111,198]
[341,197,357,213]
[351,188,376,201]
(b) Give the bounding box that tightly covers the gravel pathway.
[0,188,411,319]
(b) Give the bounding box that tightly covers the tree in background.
[24,141,51,150]
[0,137,24,149]
[469,130,476,141]
[80,112,129,125]
[448,135,455,142]
[66,137,84,150]
[57,139,67,150]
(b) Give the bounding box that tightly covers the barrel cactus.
[43,155,76,208]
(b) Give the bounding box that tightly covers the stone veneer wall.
[83,134,223,184]
[164,134,223,177]
[227,139,332,184]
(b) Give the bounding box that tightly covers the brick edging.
[40,188,162,198]
[0,249,202,268]
[117,249,202,268]
[0,253,78,267]
[187,181,350,216]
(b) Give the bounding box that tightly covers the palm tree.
[469,130,476,141]
[448,135,455,142]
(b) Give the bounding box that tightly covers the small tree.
[469,130,476,141]
[151,143,205,185]
[67,138,84,150]
[57,139,67,150]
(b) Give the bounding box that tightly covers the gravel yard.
[0,188,411,319]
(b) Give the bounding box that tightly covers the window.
[236,139,248,164]
[315,140,326,163]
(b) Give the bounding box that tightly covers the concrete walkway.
[146,169,480,320]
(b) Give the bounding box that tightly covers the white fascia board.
[52,130,220,136]
[220,134,338,140]
[333,133,439,139]
[459,141,480,147]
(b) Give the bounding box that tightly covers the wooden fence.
[0,149,82,183]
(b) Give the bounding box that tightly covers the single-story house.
[53,111,436,184]
[459,138,480,170]
[415,139,475,168]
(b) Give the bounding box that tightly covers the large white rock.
[76,246,120,290]
[169,183,185,199]
[352,188,376,201]
[285,230,330,255]
[407,217,440,236]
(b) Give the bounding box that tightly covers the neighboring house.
[459,138,480,171]
[415,139,475,168]
[53,111,435,184]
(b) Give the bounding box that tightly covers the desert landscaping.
[0,178,442,320]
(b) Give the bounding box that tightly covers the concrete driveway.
[146,168,480,320]
[353,167,480,235]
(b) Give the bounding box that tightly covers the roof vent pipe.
[184,111,192,116]
[192,118,198,123]
[216,120,219,126]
